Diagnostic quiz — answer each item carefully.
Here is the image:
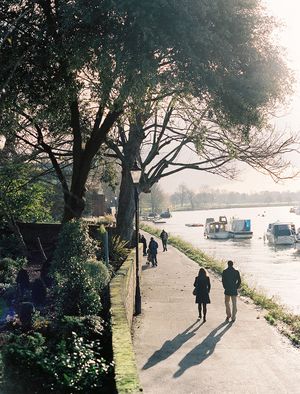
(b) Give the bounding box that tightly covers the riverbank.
[134,230,300,393]
[140,223,300,346]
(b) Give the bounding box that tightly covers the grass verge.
[141,223,300,346]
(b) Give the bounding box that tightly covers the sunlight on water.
[151,206,300,314]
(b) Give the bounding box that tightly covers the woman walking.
[193,268,211,321]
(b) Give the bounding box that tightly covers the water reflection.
[149,205,300,314]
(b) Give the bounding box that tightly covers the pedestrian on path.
[140,234,147,256]
[148,237,159,266]
[193,268,211,321]
[222,260,241,322]
[160,229,168,251]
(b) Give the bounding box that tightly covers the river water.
[149,205,300,314]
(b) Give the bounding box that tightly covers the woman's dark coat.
[193,276,211,304]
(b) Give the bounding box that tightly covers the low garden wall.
[110,247,143,393]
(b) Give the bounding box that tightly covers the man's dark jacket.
[222,267,241,296]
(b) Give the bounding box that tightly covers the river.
[149,205,300,314]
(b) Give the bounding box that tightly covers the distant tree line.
[140,184,169,215]
[169,184,300,210]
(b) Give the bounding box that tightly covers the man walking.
[222,260,241,322]
[148,237,159,266]
[160,229,168,251]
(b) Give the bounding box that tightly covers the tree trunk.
[62,187,86,222]
[116,166,136,243]
[61,148,93,222]
[61,106,122,223]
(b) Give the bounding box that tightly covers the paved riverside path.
[133,235,300,394]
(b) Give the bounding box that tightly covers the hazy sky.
[160,0,300,195]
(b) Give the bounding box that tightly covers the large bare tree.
[107,94,298,240]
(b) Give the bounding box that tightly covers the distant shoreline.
[170,201,296,212]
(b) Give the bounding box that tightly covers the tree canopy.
[0,0,293,228]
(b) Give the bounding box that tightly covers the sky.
[160,0,300,195]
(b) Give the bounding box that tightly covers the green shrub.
[55,257,102,317]
[108,235,129,271]
[1,331,112,393]
[55,315,105,341]
[0,257,26,284]
[1,332,47,393]
[53,220,96,275]
[0,234,25,259]
[85,259,110,293]
[48,332,112,392]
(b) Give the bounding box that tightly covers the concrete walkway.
[133,235,300,394]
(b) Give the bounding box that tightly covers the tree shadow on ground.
[173,321,232,378]
[143,319,204,370]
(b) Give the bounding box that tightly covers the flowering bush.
[1,331,113,393]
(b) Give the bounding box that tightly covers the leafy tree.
[0,0,291,226]
[0,163,53,227]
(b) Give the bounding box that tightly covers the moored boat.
[266,222,295,245]
[160,209,172,218]
[204,216,230,239]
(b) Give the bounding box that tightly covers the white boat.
[229,218,253,239]
[204,216,230,239]
[266,222,296,245]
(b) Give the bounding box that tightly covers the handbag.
[192,288,197,296]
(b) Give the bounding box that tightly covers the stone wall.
[110,246,143,393]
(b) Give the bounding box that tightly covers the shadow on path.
[143,320,204,370]
[173,321,232,378]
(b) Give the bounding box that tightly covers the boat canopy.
[231,219,251,232]
[208,222,227,232]
[273,224,292,237]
